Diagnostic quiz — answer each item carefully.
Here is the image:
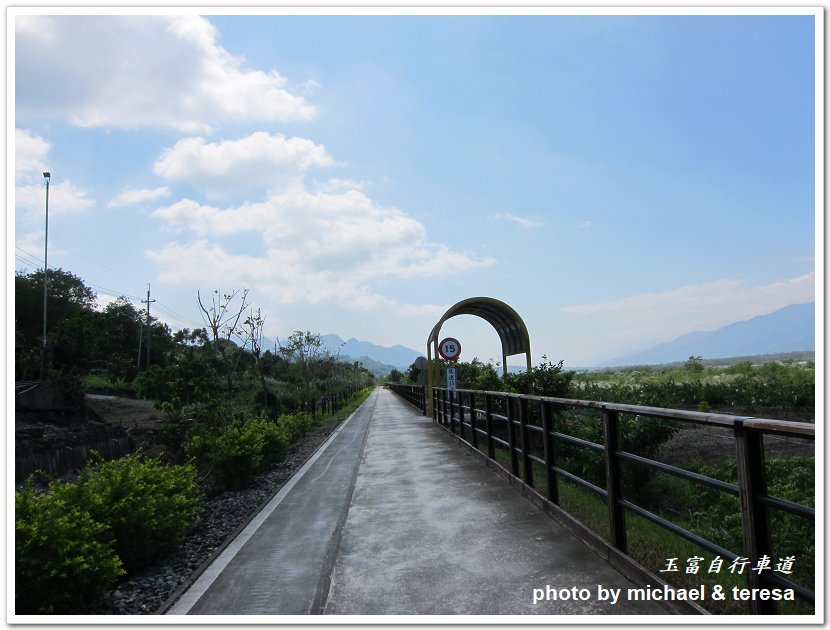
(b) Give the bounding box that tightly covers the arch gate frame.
[426,296,532,417]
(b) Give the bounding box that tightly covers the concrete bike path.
[323,388,666,615]
[167,387,667,616]
[166,389,378,615]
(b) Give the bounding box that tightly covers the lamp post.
[41,171,50,378]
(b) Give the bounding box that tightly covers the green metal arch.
[427,296,532,375]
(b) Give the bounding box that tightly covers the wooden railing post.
[485,393,495,459]
[439,389,445,425]
[541,400,558,504]
[603,407,626,552]
[506,396,519,477]
[519,397,533,488]
[735,420,775,614]
[448,390,456,433]
[458,390,465,441]
[469,392,479,449]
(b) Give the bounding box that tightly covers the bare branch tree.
[242,307,268,407]
[197,288,250,397]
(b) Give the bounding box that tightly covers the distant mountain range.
[257,333,421,377]
[320,334,423,372]
[600,302,815,367]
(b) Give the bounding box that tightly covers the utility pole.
[142,284,155,368]
[41,172,50,379]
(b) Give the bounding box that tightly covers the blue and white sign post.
[446,367,457,390]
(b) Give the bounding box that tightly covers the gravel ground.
[86,424,342,615]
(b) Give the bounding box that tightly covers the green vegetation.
[16,481,126,614]
[15,267,378,613]
[16,268,376,414]
[15,453,201,613]
[58,454,203,573]
[570,358,815,418]
[406,353,814,419]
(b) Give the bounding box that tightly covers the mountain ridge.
[320,334,422,370]
[600,302,815,367]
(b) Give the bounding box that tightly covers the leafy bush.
[15,481,125,614]
[276,411,314,442]
[693,457,814,558]
[554,409,677,502]
[246,417,289,465]
[186,422,265,490]
[571,361,815,414]
[134,359,220,409]
[503,358,573,396]
[66,453,202,572]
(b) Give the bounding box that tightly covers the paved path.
[167,388,667,616]
[167,391,377,615]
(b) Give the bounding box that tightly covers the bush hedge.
[185,417,290,490]
[15,481,125,614]
[65,453,203,572]
[15,453,202,613]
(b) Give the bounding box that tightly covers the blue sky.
[11,9,819,367]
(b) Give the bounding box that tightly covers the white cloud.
[577,219,592,229]
[148,180,495,309]
[15,128,52,183]
[153,132,333,197]
[496,212,542,229]
[15,128,96,220]
[16,180,96,219]
[108,186,171,208]
[15,15,315,131]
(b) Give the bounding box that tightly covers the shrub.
[67,453,202,572]
[245,417,289,466]
[276,411,314,442]
[186,422,265,490]
[503,357,573,397]
[15,482,125,614]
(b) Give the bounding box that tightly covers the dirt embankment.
[84,394,167,430]
[656,405,815,468]
[16,395,168,484]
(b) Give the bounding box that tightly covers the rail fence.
[388,384,815,615]
[385,383,426,414]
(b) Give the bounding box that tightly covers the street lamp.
[41,171,50,378]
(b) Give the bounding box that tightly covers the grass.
[311,387,373,431]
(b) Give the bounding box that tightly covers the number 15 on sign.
[438,337,462,361]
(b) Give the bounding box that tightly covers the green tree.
[15,268,97,379]
[278,331,338,406]
[503,357,573,396]
[684,355,705,373]
[94,298,144,379]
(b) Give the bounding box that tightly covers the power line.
[15,245,203,331]
[152,301,202,328]
[15,253,42,269]
[15,246,44,268]
[51,241,146,286]
[86,283,145,302]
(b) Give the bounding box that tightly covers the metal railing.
[385,383,426,414]
[428,387,815,615]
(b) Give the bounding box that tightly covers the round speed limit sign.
[438,337,462,361]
